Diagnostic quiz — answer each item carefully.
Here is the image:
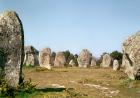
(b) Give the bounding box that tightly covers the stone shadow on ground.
[36,87,66,92]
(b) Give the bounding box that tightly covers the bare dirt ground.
[23,67,140,98]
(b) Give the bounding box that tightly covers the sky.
[0,0,140,57]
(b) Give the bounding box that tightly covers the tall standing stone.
[77,49,92,68]
[39,48,52,69]
[0,11,24,87]
[113,60,120,71]
[24,46,39,66]
[101,54,112,67]
[122,31,140,80]
[54,52,66,67]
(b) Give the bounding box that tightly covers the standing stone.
[101,54,112,67]
[23,46,39,66]
[54,52,66,67]
[0,11,24,87]
[69,60,75,67]
[122,31,140,80]
[113,60,120,71]
[39,48,52,69]
[77,49,92,68]
[90,57,97,67]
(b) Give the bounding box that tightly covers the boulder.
[0,11,24,87]
[39,48,52,69]
[77,49,92,67]
[113,60,120,71]
[23,46,39,66]
[101,54,112,67]
[122,31,140,80]
[90,57,97,67]
[54,52,66,67]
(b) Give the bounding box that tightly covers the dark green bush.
[0,76,36,97]
[18,77,36,93]
[63,50,78,67]
[63,50,71,66]
[0,79,16,97]
[110,51,123,64]
[73,54,78,66]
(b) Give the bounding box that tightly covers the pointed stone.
[78,49,92,68]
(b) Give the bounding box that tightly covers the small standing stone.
[39,48,52,70]
[0,11,24,87]
[113,60,120,71]
[69,60,75,67]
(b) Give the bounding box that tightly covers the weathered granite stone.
[101,54,112,67]
[23,46,39,66]
[39,48,52,69]
[77,49,92,68]
[122,31,140,80]
[54,52,66,67]
[90,57,97,67]
[113,60,120,71]
[0,11,24,87]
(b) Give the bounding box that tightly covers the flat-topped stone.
[101,54,112,68]
[54,52,66,67]
[39,48,52,70]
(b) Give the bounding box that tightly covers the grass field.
[19,67,140,98]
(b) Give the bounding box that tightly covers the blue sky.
[0,0,140,57]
